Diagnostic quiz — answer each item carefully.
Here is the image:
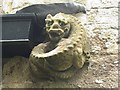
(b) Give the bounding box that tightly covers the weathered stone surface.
[29,13,90,80]
[1,0,119,88]
[2,55,118,88]
[87,0,118,9]
[2,0,119,54]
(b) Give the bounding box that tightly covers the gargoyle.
[29,13,90,79]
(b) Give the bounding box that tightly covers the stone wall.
[2,0,119,54]
[85,0,118,54]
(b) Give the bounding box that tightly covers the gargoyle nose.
[52,23,59,28]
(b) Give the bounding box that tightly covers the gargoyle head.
[45,13,71,42]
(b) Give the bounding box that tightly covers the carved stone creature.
[29,13,90,80]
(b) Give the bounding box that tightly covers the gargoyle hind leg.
[73,47,85,69]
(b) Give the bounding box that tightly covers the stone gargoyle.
[29,13,90,80]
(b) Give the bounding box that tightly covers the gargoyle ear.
[46,14,52,19]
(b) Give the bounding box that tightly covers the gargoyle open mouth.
[48,30,64,41]
[49,32,60,37]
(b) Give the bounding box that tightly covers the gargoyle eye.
[58,20,65,26]
[46,20,54,26]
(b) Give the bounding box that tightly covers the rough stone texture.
[1,0,119,89]
[29,13,90,80]
[84,0,118,54]
[2,55,118,88]
[2,0,118,54]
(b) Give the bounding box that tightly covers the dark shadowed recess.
[2,3,86,59]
